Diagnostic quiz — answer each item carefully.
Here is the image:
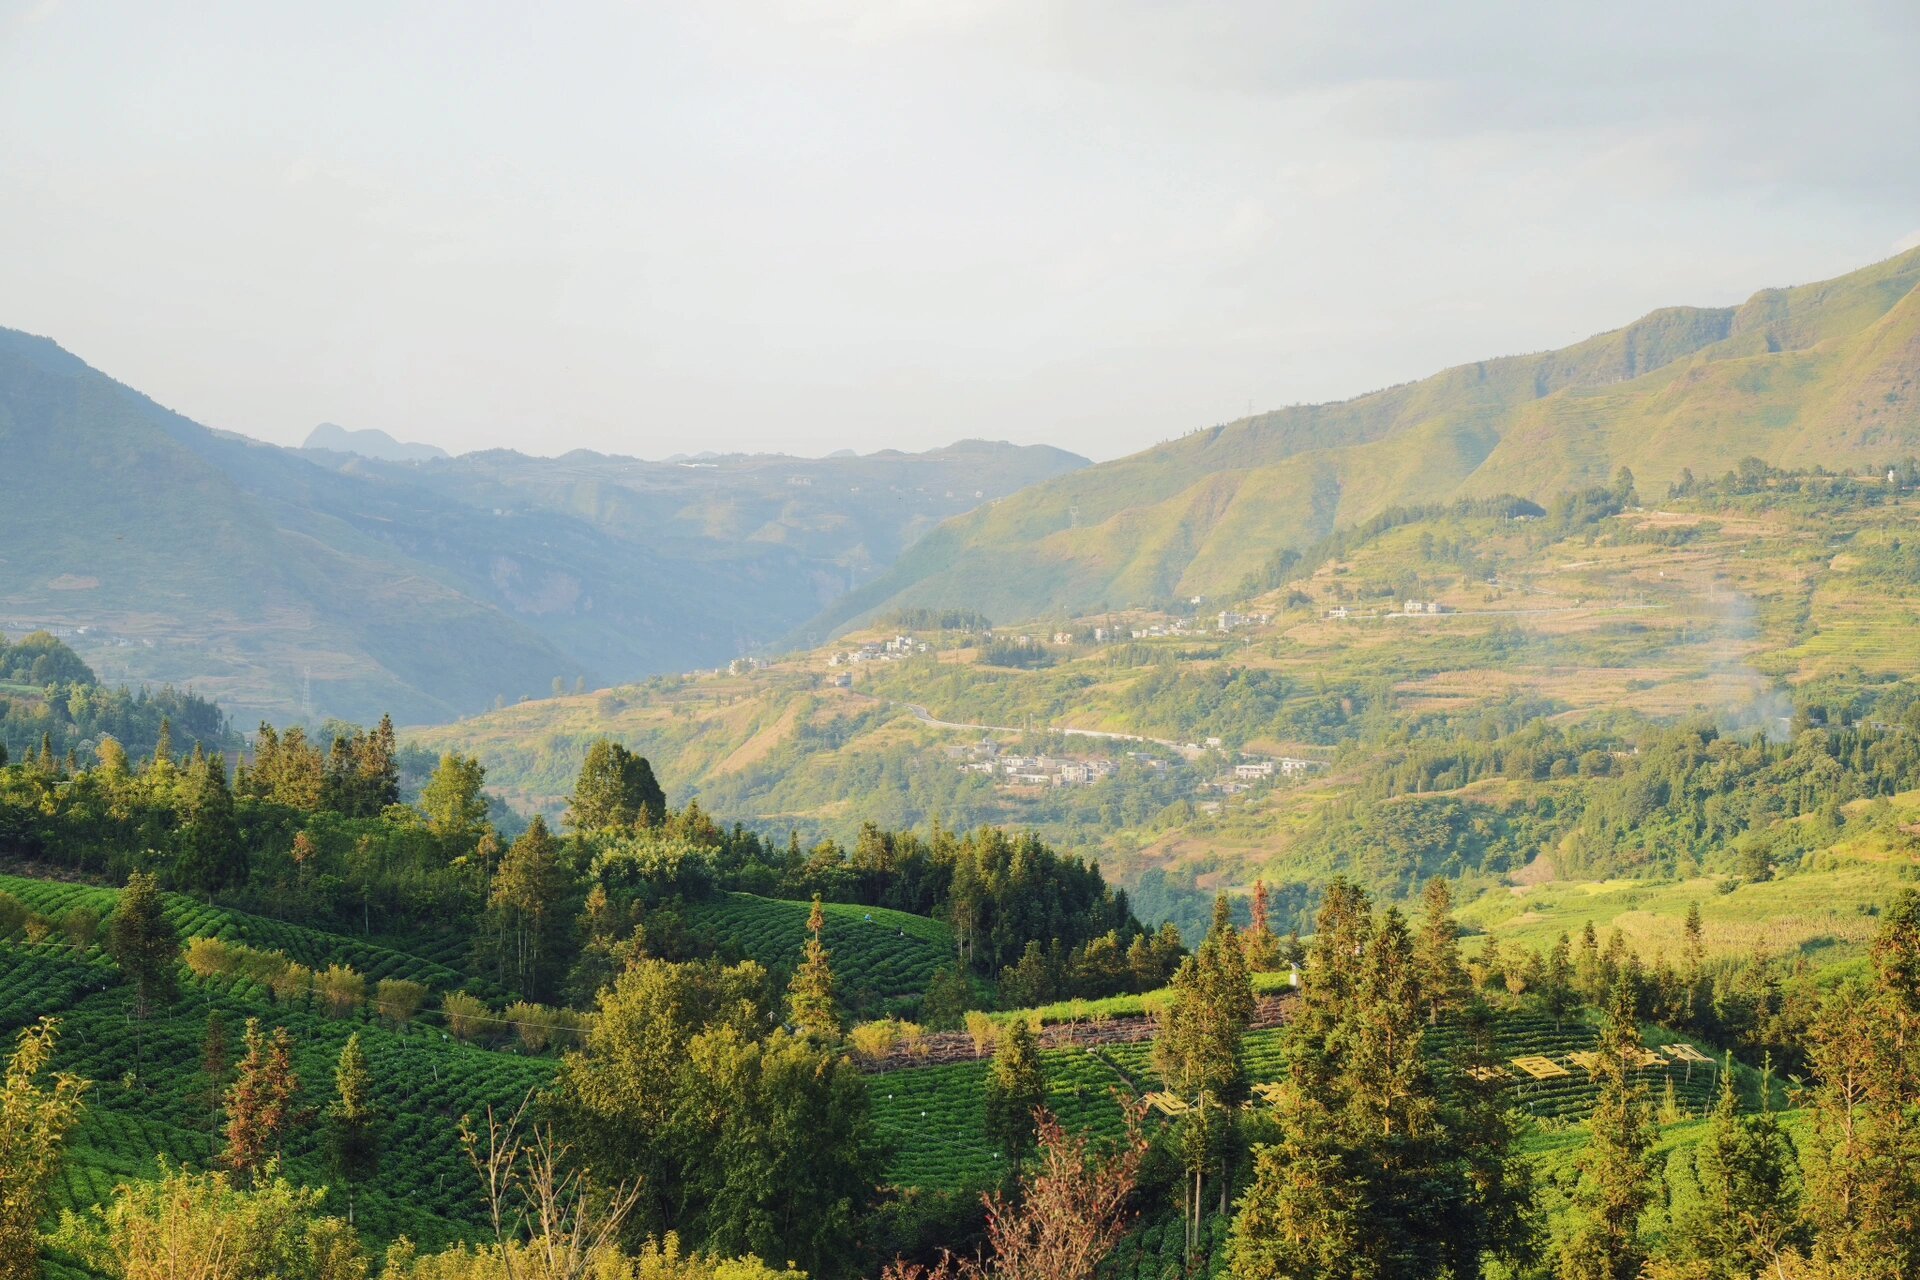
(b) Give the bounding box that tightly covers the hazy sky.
[3,2,1917,462]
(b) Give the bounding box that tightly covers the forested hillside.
[814,247,1920,631]
[2,718,1916,1279]
[419,461,1920,940]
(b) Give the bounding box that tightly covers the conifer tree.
[224,1019,301,1184]
[1658,1057,1800,1279]
[1795,891,1920,1279]
[1242,879,1282,972]
[1558,978,1655,1280]
[486,815,572,1000]
[567,740,666,832]
[0,1019,88,1280]
[984,1017,1045,1168]
[106,871,179,1050]
[324,1033,380,1223]
[200,1010,231,1141]
[787,894,841,1041]
[421,751,489,854]
[1157,894,1254,1257]
[1413,878,1466,1025]
[174,748,242,896]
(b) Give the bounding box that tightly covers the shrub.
[504,1001,552,1053]
[183,936,239,979]
[376,978,429,1026]
[442,992,496,1043]
[850,1020,903,1062]
[314,964,367,1017]
[22,913,54,945]
[62,906,101,953]
[270,962,315,1005]
[965,1011,997,1058]
[897,1021,930,1060]
[0,891,26,937]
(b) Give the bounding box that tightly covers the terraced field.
[685,892,955,1009]
[0,873,464,988]
[871,1012,1723,1192]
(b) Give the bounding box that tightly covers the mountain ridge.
[807,248,1920,634]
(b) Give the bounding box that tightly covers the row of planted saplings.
[179,934,589,1053]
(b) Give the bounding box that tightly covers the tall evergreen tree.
[1230,884,1534,1280]
[786,894,841,1041]
[200,1010,231,1141]
[567,740,666,832]
[324,1033,380,1224]
[106,871,179,1037]
[224,1019,301,1184]
[1558,978,1656,1280]
[1243,879,1283,972]
[1157,894,1255,1257]
[984,1017,1046,1168]
[173,748,243,896]
[486,815,573,1000]
[1412,878,1466,1026]
[1658,1057,1800,1280]
[1795,891,1920,1279]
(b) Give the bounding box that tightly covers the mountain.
[302,421,449,461]
[0,330,1086,723]
[811,248,1920,633]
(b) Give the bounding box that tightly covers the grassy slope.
[811,248,1920,631]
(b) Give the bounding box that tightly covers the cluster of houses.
[825,635,929,667]
[1204,754,1325,795]
[1322,600,1452,620]
[945,739,1134,788]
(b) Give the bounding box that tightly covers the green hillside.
[811,248,1920,631]
[0,327,1083,724]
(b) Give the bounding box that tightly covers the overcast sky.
[3,1,1917,462]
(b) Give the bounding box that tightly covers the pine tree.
[0,1019,89,1280]
[324,1033,380,1223]
[420,751,490,854]
[1156,894,1254,1259]
[1558,978,1655,1280]
[787,894,841,1041]
[1413,878,1465,1025]
[1660,1057,1800,1279]
[173,749,242,896]
[1796,891,1920,1279]
[224,1019,301,1183]
[1242,879,1283,972]
[566,740,666,832]
[200,1010,231,1141]
[486,815,572,1000]
[984,1018,1046,1168]
[106,871,179,1042]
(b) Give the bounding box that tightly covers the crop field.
[0,888,559,1262]
[0,873,465,989]
[872,1008,1728,1194]
[684,892,955,1007]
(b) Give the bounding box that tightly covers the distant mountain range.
[811,247,1920,634]
[303,422,449,462]
[0,330,1084,723]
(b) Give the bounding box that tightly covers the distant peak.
[302,422,449,462]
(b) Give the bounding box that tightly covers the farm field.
[686,892,956,1011]
[870,1010,1730,1192]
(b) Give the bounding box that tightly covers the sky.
[2,1,1918,463]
